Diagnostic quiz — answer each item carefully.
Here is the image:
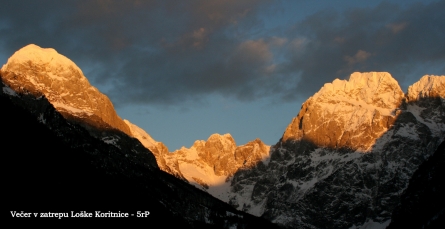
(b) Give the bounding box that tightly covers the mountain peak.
[207,133,236,147]
[407,75,445,102]
[2,44,84,81]
[312,72,404,109]
[283,72,404,151]
[0,44,131,135]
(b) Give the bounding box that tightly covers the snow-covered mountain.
[1,44,132,136]
[0,43,273,193]
[223,72,444,228]
[3,44,443,228]
[123,124,271,201]
[283,72,405,151]
[1,44,279,228]
[163,134,270,197]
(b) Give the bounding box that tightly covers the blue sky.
[1,0,444,151]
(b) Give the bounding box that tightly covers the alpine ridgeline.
[225,72,445,228]
[165,134,270,198]
[0,44,273,201]
[1,44,279,228]
[0,44,173,170]
[125,120,271,200]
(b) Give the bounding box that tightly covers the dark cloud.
[0,0,443,108]
[278,0,445,99]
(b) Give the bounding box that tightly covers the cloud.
[345,50,372,65]
[386,22,408,34]
[277,0,445,100]
[0,0,444,108]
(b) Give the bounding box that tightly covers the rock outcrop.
[161,133,270,192]
[283,72,404,151]
[406,75,445,102]
[123,119,171,172]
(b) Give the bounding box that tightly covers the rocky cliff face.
[123,119,173,174]
[0,44,131,136]
[406,75,445,102]
[160,134,270,194]
[122,119,272,188]
[283,72,404,151]
[226,72,444,228]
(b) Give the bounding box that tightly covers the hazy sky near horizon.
[1,0,444,151]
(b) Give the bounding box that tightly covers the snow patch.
[246,198,267,216]
[349,219,391,229]
[38,113,46,124]
[2,86,17,97]
[394,124,419,140]
[52,101,93,116]
[102,136,120,148]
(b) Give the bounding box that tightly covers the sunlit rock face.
[123,119,174,174]
[405,75,445,137]
[406,75,445,102]
[227,73,445,229]
[283,72,405,151]
[0,44,131,135]
[121,122,272,194]
[160,133,270,190]
[199,133,238,176]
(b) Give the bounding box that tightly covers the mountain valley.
[2,44,444,228]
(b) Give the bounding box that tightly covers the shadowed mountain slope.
[225,73,444,228]
[1,64,278,228]
[387,139,445,229]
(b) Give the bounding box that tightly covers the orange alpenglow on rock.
[0,44,272,192]
[0,44,131,135]
[282,72,405,151]
[162,133,271,191]
[406,75,445,102]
